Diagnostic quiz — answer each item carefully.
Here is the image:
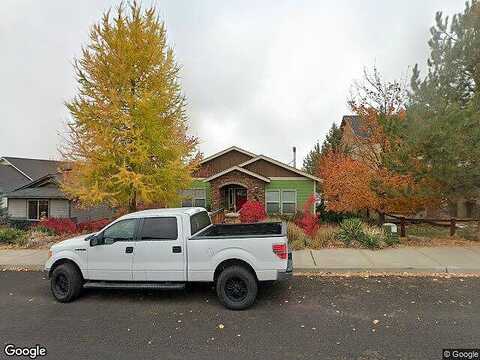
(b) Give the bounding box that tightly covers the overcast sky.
[0,0,464,166]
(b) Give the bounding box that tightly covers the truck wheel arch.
[213,259,258,283]
[49,258,84,280]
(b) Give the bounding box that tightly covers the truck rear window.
[190,211,211,235]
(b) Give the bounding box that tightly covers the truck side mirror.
[89,234,102,246]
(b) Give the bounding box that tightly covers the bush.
[0,227,27,245]
[309,225,339,249]
[35,218,77,235]
[360,225,384,249]
[295,195,320,237]
[239,201,267,223]
[287,222,308,250]
[77,218,110,233]
[337,218,364,246]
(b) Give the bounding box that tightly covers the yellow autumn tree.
[61,2,199,212]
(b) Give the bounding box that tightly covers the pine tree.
[405,1,480,202]
[61,2,199,212]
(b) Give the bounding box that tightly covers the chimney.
[292,146,297,168]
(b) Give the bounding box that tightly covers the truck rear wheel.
[216,265,257,310]
[51,263,83,303]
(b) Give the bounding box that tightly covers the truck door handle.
[172,246,182,253]
[125,246,134,254]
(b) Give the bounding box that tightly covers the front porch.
[207,168,269,212]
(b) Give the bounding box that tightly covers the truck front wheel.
[216,266,257,310]
[50,263,83,303]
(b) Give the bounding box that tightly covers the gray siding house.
[0,156,112,222]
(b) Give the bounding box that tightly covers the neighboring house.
[181,146,321,215]
[0,157,61,212]
[0,156,112,222]
[340,115,479,218]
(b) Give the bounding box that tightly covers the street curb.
[292,267,480,274]
[0,265,44,272]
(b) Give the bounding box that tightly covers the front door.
[87,218,137,281]
[132,216,186,282]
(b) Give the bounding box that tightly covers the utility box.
[383,222,399,241]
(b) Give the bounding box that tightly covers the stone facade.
[209,170,267,210]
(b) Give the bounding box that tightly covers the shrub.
[295,195,320,237]
[309,225,339,249]
[239,201,267,223]
[360,225,384,249]
[35,218,77,235]
[337,218,364,246]
[287,222,307,250]
[77,218,110,233]
[0,227,27,245]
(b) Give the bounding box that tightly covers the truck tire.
[216,265,257,310]
[51,263,83,303]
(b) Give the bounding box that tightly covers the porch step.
[83,281,186,290]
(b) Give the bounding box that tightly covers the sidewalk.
[1,247,480,273]
[294,246,480,273]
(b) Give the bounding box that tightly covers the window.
[181,189,206,208]
[27,200,49,220]
[190,211,211,235]
[140,217,178,240]
[266,190,280,214]
[103,219,136,243]
[281,190,297,214]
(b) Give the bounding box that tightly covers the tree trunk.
[377,211,385,225]
[128,190,137,213]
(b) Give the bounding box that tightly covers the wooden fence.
[385,213,480,237]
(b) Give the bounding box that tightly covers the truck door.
[132,216,186,281]
[87,218,137,281]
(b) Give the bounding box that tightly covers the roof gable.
[200,146,256,164]
[2,157,64,181]
[203,166,271,183]
[238,155,321,181]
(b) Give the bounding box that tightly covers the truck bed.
[192,222,284,239]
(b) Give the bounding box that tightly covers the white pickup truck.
[45,207,292,310]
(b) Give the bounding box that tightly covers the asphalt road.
[0,272,478,360]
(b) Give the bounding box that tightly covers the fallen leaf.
[218,324,224,329]
[372,320,379,325]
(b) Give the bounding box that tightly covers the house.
[0,156,112,222]
[181,146,321,215]
[340,115,479,218]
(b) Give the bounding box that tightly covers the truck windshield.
[190,211,211,235]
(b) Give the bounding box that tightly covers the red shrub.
[36,218,77,235]
[239,201,267,223]
[295,194,320,237]
[77,219,110,233]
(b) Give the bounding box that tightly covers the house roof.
[238,155,322,182]
[5,173,67,199]
[2,157,64,181]
[203,166,271,183]
[200,146,257,164]
[0,164,30,194]
[6,187,66,199]
[341,115,370,138]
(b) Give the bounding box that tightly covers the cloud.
[0,0,465,165]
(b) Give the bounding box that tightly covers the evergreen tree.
[61,2,199,212]
[404,1,480,202]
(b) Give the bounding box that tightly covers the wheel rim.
[54,273,70,297]
[225,277,248,302]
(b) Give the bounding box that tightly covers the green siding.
[181,179,211,209]
[265,179,315,213]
